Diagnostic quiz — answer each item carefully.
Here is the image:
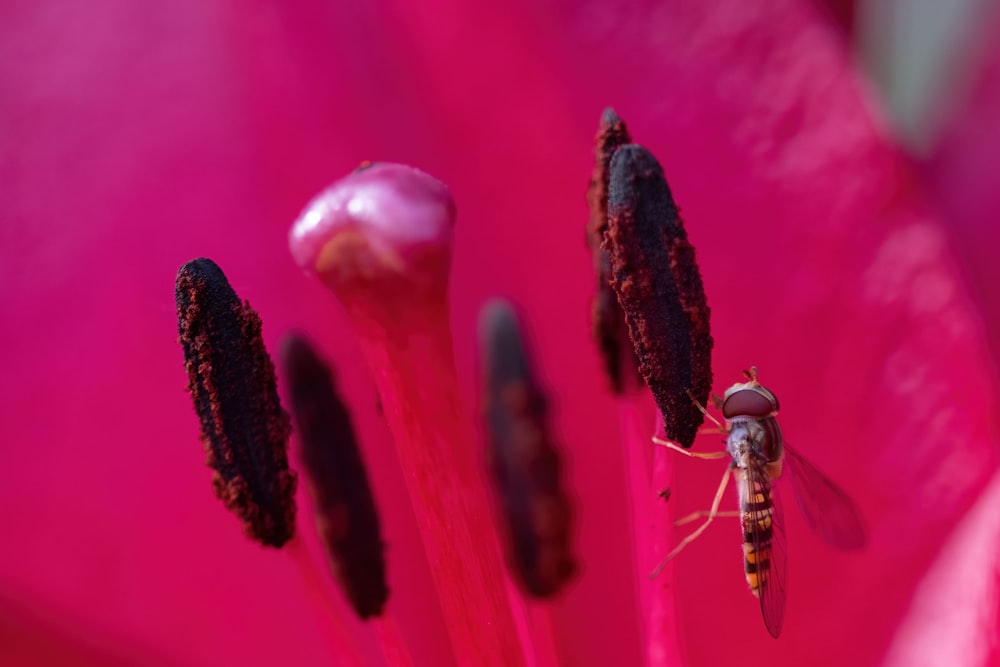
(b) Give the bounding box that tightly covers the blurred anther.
[281,334,388,619]
[480,300,576,597]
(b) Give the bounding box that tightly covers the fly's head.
[716,369,783,465]
[719,368,779,421]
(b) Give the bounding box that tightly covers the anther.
[480,300,575,597]
[281,334,388,619]
[586,108,641,393]
[175,258,296,547]
[604,145,713,448]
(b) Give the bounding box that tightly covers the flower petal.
[378,0,999,662]
[4,0,998,664]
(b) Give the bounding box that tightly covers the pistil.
[290,163,530,666]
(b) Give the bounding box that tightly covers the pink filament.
[621,401,685,667]
[372,614,416,667]
[285,536,369,667]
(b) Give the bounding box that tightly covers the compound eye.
[721,388,776,419]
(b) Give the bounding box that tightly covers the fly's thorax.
[725,419,753,463]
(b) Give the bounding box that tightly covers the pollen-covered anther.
[667,227,713,420]
[603,144,713,448]
[281,334,388,619]
[586,108,641,393]
[175,258,296,547]
[480,299,576,597]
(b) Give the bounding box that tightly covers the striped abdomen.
[741,473,775,597]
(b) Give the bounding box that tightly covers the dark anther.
[480,300,576,597]
[175,258,297,547]
[586,108,641,393]
[281,334,388,619]
[604,145,713,448]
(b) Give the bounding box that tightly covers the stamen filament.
[621,403,686,667]
[525,601,561,667]
[372,615,416,667]
[285,536,369,667]
[616,395,654,661]
[647,435,686,667]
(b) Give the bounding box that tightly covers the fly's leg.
[648,390,731,454]
[652,436,728,460]
[673,510,740,527]
[649,464,733,578]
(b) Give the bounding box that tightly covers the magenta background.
[2,1,1000,665]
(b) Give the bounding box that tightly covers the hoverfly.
[651,368,866,638]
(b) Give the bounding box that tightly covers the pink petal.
[378,0,998,662]
[2,1,448,664]
[882,470,1000,667]
[925,6,1000,367]
[3,0,998,664]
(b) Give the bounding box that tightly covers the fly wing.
[739,460,787,639]
[784,444,867,549]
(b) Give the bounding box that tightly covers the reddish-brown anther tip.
[587,108,640,394]
[587,108,632,250]
[480,300,576,598]
[605,145,713,448]
[175,258,296,547]
[281,334,388,619]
